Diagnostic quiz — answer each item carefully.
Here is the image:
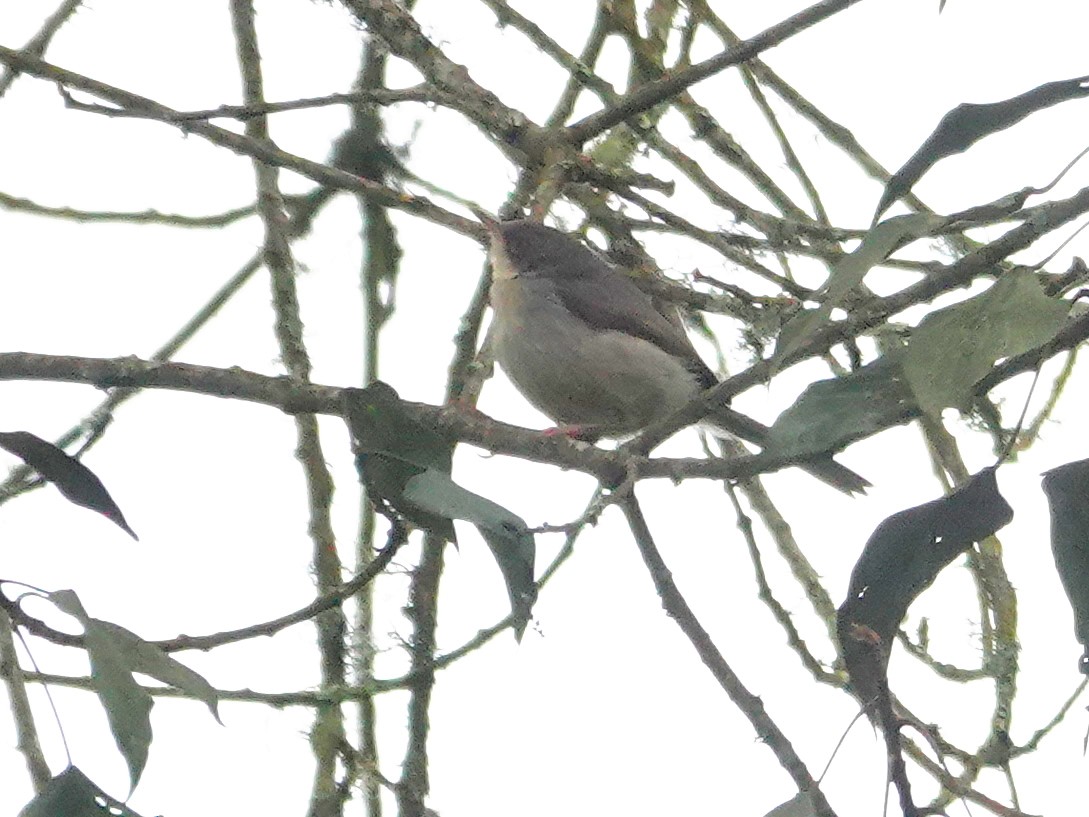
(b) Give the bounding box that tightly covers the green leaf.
[346,381,452,472]
[344,382,537,637]
[403,469,537,639]
[1041,458,1089,672]
[838,468,1012,721]
[765,358,916,459]
[84,619,153,794]
[0,431,138,539]
[771,213,943,370]
[18,766,149,817]
[875,75,1089,221]
[49,589,222,794]
[91,620,222,723]
[48,588,89,620]
[344,383,457,543]
[901,269,1069,416]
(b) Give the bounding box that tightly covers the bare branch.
[0,0,82,98]
[567,0,867,143]
[0,191,256,227]
[0,46,478,236]
[618,489,837,817]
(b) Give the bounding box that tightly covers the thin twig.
[0,46,478,236]
[0,0,82,98]
[0,538,404,655]
[567,0,867,143]
[129,85,443,122]
[0,191,256,227]
[618,489,837,817]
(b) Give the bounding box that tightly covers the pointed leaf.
[0,431,137,539]
[343,383,536,635]
[838,468,1013,703]
[84,620,153,794]
[1041,458,1089,673]
[18,766,149,817]
[48,588,90,622]
[91,620,222,722]
[344,383,457,543]
[901,269,1069,416]
[772,213,943,369]
[836,468,1013,817]
[875,75,1089,220]
[356,453,458,543]
[403,468,537,638]
[765,357,916,458]
[344,382,452,471]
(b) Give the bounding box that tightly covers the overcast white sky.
[2,2,1089,816]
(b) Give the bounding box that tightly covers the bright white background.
[1,1,1088,816]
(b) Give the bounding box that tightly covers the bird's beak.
[470,208,517,280]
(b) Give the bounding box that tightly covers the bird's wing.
[549,262,717,389]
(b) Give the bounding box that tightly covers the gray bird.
[486,218,869,495]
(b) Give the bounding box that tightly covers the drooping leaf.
[344,383,537,637]
[0,431,137,539]
[901,269,1069,417]
[403,468,537,638]
[18,766,149,817]
[91,620,222,722]
[344,383,457,543]
[1041,458,1089,673]
[838,467,1013,702]
[771,213,943,370]
[837,468,1012,817]
[874,75,1089,221]
[47,589,222,793]
[84,619,153,794]
[765,357,916,459]
[346,382,453,472]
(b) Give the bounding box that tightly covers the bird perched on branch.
[484,217,868,495]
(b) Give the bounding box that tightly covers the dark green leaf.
[345,382,452,472]
[0,431,137,539]
[836,468,1012,817]
[838,468,1013,701]
[901,269,1069,416]
[1041,458,1089,673]
[344,383,457,543]
[344,383,537,636]
[765,358,916,459]
[18,766,149,817]
[875,75,1089,221]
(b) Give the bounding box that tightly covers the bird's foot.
[543,425,602,443]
